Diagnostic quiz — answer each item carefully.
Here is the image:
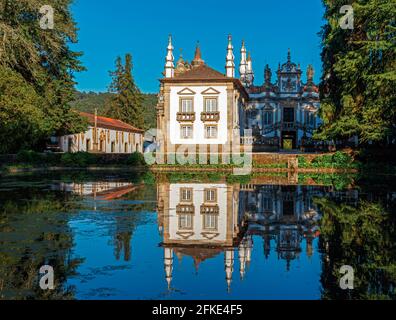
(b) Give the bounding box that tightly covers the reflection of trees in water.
[317,198,396,300]
[0,192,83,300]
[111,184,156,262]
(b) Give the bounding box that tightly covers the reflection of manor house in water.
[240,184,322,270]
[157,182,327,291]
[56,181,136,200]
[157,182,247,290]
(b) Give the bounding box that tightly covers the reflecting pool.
[0,171,395,299]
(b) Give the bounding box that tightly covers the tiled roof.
[161,64,249,99]
[173,64,229,80]
[80,112,144,133]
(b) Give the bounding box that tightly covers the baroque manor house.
[157,35,320,153]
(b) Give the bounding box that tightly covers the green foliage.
[125,152,146,166]
[104,54,144,129]
[60,152,96,167]
[70,91,157,130]
[166,172,223,183]
[298,152,354,168]
[317,197,396,299]
[226,174,253,184]
[297,155,309,168]
[0,67,48,153]
[16,150,43,164]
[311,154,336,168]
[70,91,113,113]
[317,0,396,145]
[142,171,156,185]
[0,192,83,299]
[299,173,356,190]
[13,150,61,166]
[0,0,87,154]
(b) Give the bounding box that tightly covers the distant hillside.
[70,91,158,130]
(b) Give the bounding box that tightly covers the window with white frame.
[204,189,217,202]
[205,125,217,139]
[204,98,218,112]
[203,214,218,230]
[180,98,193,112]
[180,125,193,139]
[180,188,193,202]
[179,214,193,230]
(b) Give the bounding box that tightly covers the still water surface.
[0,171,395,300]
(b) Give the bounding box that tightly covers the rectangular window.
[180,98,193,113]
[283,107,294,122]
[179,214,193,230]
[204,189,217,202]
[181,125,193,139]
[203,214,217,230]
[204,98,218,112]
[205,125,217,139]
[180,188,193,202]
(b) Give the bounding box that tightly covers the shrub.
[332,151,353,167]
[311,154,334,167]
[297,156,308,168]
[60,152,96,167]
[43,152,61,165]
[308,152,354,168]
[125,152,146,166]
[16,150,43,164]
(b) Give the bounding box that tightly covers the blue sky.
[71,0,325,93]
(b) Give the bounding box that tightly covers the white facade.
[169,86,228,145]
[157,35,248,156]
[59,126,143,154]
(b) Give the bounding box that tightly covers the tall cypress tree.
[316,0,396,147]
[105,54,144,129]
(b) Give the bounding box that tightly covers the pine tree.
[105,54,144,129]
[316,0,396,147]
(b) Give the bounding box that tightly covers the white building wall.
[169,86,228,145]
[168,183,228,242]
[59,126,143,154]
